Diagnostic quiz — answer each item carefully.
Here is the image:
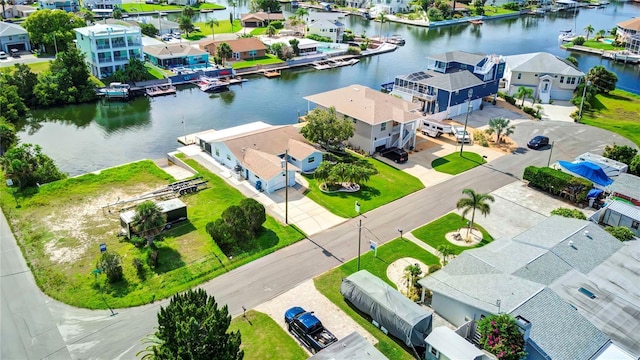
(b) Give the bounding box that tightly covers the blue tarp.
[559,161,613,186]
[587,189,604,198]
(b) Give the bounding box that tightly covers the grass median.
[0,159,303,309]
[314,238,439,360]
[431,151,486,175]
[411,213,493,255]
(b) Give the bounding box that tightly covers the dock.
[146,84,177,97]
[263,70,281,78]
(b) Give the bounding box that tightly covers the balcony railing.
[96,44,110,50]
[111,42,127,49]
[394,86,436,101]
[98,57,113,64]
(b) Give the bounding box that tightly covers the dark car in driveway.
[381,148,408,163]
[527,135,549,149]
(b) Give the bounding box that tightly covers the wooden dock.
[146,84,177,97]
[263,70,281,78]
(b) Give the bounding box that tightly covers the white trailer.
[575,152,628,177]
[421,119,452,138]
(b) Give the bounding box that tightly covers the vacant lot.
[583,89,640,147]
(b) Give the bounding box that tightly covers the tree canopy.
[605,226,635,241]
[23,9,85,54]
[587,65,617,93]
[0,120,19,156]
[477,314,526,360]
[550,207,586,220]
[142,288,243,360]
[602,144,637,165]
[205,199,266,256]
[486,117,515,143]
[300,107,355,151]
[0,143,67,189]
[0,79,29,124]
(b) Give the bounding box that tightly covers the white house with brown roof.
[200,38,267,61]
[240,12,285,27]
[304,85,423,154]
[196,122,323,193]
[143,43,209,68]
[617,18,640,55]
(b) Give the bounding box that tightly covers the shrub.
[606,226,635,241]
[602,144,637,165]
[346,46,361,55]
[269,20,284,29]
[503,94,516,106]
[477,314,526,360]
[502,2,520,10]
[132,258,146,280]
[474,130,490,147]
[306,33,332,42]
[550,207,587,220]
[97,252,124,283]
[573,36,586,45]
[130,236,146,248]
[206,200,267,256]
[523,166,592,202]
[522,106,538,117]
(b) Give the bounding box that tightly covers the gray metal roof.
[608,173,640,203]
[505,52,585,76]
[425,327,485,359]
[510,288,610,360]
[308,332,388,360]
[605,200,640,221]
[419,70,485,92]
[428,51,487,66]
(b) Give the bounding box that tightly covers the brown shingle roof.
[618,18,640,32]
[143,43,207,59]
[240,12,285,22]
[243,148,285,179]
[304,85,422,125]
[201,38,267,53]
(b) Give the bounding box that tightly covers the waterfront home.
[304,84,423,154]
[167,0,196,5]
[308,18,345,43]
[502,52,585,103]
[144,43,209,69]
[1,4,37,18]
[139,18,180,36]
[82,0,121,10]
[261,36,320,55]
[200,38,267,61]
[37,0,79,12]
[617,18,640,55]
[240,12,285,27]
[390,51,505,120]
[418,216,640,359]
[75,24,143,78]
[195,122,323,193]
[0,22,31,53]
[369,0,410,15]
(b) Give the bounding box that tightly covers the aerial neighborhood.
[1,0,640,359]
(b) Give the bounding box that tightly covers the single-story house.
[308,18,345,43]
[502,52,585,103]
[143,43,209,68]
[166,0,196,5]
[607,173,640,206]
[418,216,640,359]
[1,4,38,18]
[0,22,31,53]
[240,12,285,27]
[195,121,323,193]
[139,18,180,36]
[391,51,505,120]
[304,84,423,154]
[597,200,640,237]
[617,17,640,44]
[200,38,267,61]
[261,36,320,55]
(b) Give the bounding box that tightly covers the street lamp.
[578,80,591,123]
[355,201,362,271]
[459,89,473,155]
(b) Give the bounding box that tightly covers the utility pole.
[459,89,473,155]
[547,141,555,167]
[578,80,591,123]
[285,149,288,224]
[355,201,361,271]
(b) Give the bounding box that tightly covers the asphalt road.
[1,120,635,359]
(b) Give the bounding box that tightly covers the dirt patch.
[41,185,155,264]
[386,257,430,294]
[445,228,483,247]
[493,98,536,120]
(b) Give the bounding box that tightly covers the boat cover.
[340,270,432,348]
[587,189,604,198]
[559,161,613,186]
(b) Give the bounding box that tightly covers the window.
[517,73,522,80]
[560,76,564,83]
[429,345,439,356]
[226,154,231,160]
[381,122,386,131]
[290,156,297,162]
[308,157,315,163]
[632,221,639,230]
[215,147,220,156]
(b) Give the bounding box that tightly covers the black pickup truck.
[284,306,338,354]
[380,147,409,163]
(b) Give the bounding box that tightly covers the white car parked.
[455,128,471,143]
[0,51,7,59]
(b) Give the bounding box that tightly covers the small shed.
[424,327,488,360]
[120,198,187,238]
[308,332,387,360]
[598,200,640,237]
[340,270,432,352]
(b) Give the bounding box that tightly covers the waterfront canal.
[17,1,640,176]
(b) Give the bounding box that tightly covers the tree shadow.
[431,157,450,167]
[162,221,196,237]
[589,96,607,111]
[251,228,280,252]
[153,246,186,274]
[104,278,132,298]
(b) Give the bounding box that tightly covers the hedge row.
[523,166,593,202]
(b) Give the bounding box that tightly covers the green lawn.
[230,310,307,360]
[564,39,624,51]
[583,89,640,148]
[314,238,439,360]
[0,61,51,74]
[431,151,486,175]
[411,213,493,255]
[185,20,242,40]
[121,2,224,12]
[303,153,424,218]
[483,6,518,16]
[232,55,284,69]
[251,27,267,35]
[144,62,172,79]
[0,159,304,309]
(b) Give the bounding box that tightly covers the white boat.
[99,82,130,98]
[558,30,576,43]
[313,61,332,70]
[197,77,229,92]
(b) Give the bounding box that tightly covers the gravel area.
[254,279,377,348]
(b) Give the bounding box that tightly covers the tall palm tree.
[584,24,594,40]
[229,0,237,22]
[486,117,515,143]
[295,7,309,35]
[217,42,233,64]
[132,201,166,247]
[206,18,219,40]
[178,15,194,37]
[456,189,495,238]
[595,29,606,40]
[377,12,387,39]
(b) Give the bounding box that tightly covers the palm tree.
[377,12,388,39]
[584,24,594,40]
[229,0,237,25]
[266,24,277,37]
[486,117,515,143]
[178,15,195,37]
[595,29,606,40]
[295,7,309,35]
[217,42,233,64]
[182,5,195,18]
[132,201,166,247]
[515,86,533,106]
[206,18,219,40]
[456,189,495,239]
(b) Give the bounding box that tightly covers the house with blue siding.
[143,43,209,69]
[391,51,505,120]
[75,24,143,79]
[196,122,323,193]
[38,0,79,12]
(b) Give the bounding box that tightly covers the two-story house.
[74,24,143,78]
[144,43,209,69]
[82,0,121,9]
[617,18,640,55]
[0,22,31,53]
[38,0,79,12]
[307,18,345,43]
[391,51,505,120]
[502,52,585,103]
[304,84,423,155]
